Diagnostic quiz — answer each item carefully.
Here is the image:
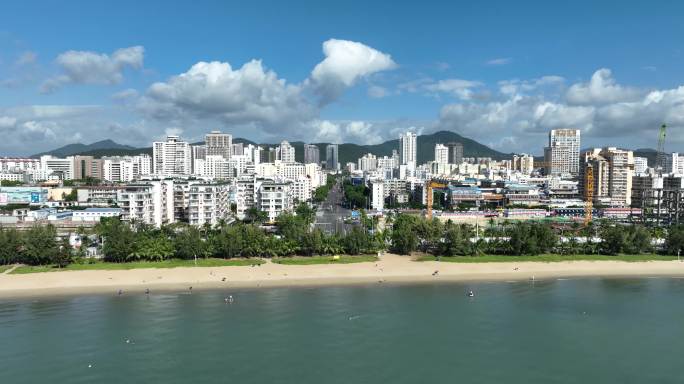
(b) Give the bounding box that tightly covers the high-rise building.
[191,145,207,174]
[326,144,339,170]
[545,129,580,177]
[153,135,192,176]
[665,153,684,175]
[434,144,449,165]
[633,157,648,175]
[512,154,534,174]
[40,155,75,180]
[277,140,296,163]
[447,142,464,165]
[582,147,634,207]
[205,131,232,159]
[399,132,417,165]
[357,153,378,171]
[304,144,320,164]
[231,143,244,157]
[73,156,104,180]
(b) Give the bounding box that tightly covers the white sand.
[2,253,684,298]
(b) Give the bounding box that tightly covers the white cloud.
[310,120,407,144]
[0,116,17,128]
[485,57,512,66]
[498,75,565,96]
[138,60,315,135]
[367,85,389,98]
[309,39,397,103]
[136,39,398,143]
[436,69,684,153]
[15,51,37,66]
[566,68,642,105]
[424,78,483,100]
[41,46,144,93]
[111,88,139,102]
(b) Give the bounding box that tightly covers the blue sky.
[1,0,683,156]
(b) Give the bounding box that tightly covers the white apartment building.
[665,153,684,175]
[187,183,231,226]
[399,132,417,166]
[277,141,296,163]
[0,172,28,183]
[235,175,258,219]
[513,154,535,175]
[291,176,312,203]
[358,153,378,172]
[195,155,232,179]
[117,180,176,227]
[205,131,232,159]
[582,147,634,207]
[634,156,648,175]
[371,180,384,211]
[545,129,580,177]
[40,155,75,180]
[257,180,294,222]
[434,144,449,165]
[304,163,326,188]
[229,154,250,178]
[153,135,192,177]
[0,158,40,173]
[102,155,152,182]
[277,162,306,180]
[377,155,398,170]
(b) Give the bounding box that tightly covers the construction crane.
[584,163,594,226]
[426,180,448,220]
[655,123,668,175]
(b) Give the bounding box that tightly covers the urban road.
[314,179,355,235]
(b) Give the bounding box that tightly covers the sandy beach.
[2,253,684,298]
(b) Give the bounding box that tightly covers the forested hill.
[33,130,511,164]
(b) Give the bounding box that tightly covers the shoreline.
[2,254,684,299]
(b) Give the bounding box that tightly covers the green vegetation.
[390,214,679,257]
[10,258,263,274]
[313,176,336,202]
[0,264,14,273]
[343,181,369,209]
[0,180,23,187]
[273,255,378,265]
[0,201,382,268]
[416,254,678,263]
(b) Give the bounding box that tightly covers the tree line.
[389,214,678,256]
[0,203,382,266]
[4,210,684,266]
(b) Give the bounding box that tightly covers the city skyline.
[1,1,684,156]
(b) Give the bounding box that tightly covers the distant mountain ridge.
[32,140,137,158]
[32,132,668,168]
[31,131,510,164]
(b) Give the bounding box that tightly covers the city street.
[314,179,355,234]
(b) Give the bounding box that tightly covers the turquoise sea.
[2,278,684,383]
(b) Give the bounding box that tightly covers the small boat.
[467,290,475,297]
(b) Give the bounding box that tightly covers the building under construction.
[632,175,684,225]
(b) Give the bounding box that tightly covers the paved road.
[314,179,354,234]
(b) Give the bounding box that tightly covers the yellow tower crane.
[426,180,448,220]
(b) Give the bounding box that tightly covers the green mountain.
[272,131,509,165]
[32,140,137,158]
[32,131,510,164]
